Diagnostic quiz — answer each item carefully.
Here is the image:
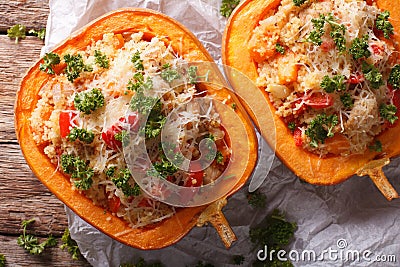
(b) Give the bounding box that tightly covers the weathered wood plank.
[0,1,49,31]
[0,235,91,267]
[0,35,43,143]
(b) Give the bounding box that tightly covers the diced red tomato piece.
[293,128,303,147]
[102,112,140,150]
[303,92,334,109]
[138,198,151,208]
[185,161,204,187]
[348,73,364,84]
[370,43,384,55]
[59,110,76,138]
[108,196,121,213]
[320,40,334,52]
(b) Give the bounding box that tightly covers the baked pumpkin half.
[223,0,400,199]
[15,8,258,249]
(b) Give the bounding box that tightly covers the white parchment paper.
[44,0,400,266]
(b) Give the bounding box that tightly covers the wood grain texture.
[0,235,91,267]
[0,7,90,264]
[0,1,49,32]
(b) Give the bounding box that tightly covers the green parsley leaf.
[112,169,141,197]
[320,74,345,93]
[105,166,117,178]
[161,68,180,83]
[362,61,383,89]
[0,254,5,267]
[307,14,326,46]
[114,130,129,147]
[7,24,26,43]
[369,140,382,152]
[288,121,296,132]
[94,50,109,69]
[67,127,94,143]
[349,35,371,60]
[305,113,338,148]
[17,219,57,255]
[340,92,354,109]
[325,14,346,53]
[60,154,93,190]
[74,88,105,114]
[64,54,93,82]
[247,191,267,208]
[187,66,209,84]
[39,52,61,74]
[220,0,240,17]
[376,10,394,39]
[250,209,296,266]
[275,43,285,54]
[60,228,82,260]
[293,0,307,6]
[216,151,224,165]
[388,64,400,89]
[29,28,46,40]
[379,103,398,124]
[132,51,144,71]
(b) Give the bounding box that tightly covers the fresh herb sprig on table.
[220,0,240,18]
[250,209,297,267]
[29,28,46,40]
[7,24,26,43]
[60,228,82,260]
[74,88,105,114]
[247,190,267,208]
[0,254,5,267]
[17,219,57,255]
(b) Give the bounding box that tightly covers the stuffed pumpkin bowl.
[222,0,400,200]
[15,8,258,249]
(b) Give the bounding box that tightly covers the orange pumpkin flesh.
[15,8,258,249]
[222,0,400,186]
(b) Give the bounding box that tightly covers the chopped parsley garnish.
[105,166,116,178]
[60,228,82,260]
[305,113,338,148]
[60,154,94,190]
[375,10,394,39]
[187,66,209,84]
[147,142,184,179]
[250,209,297,266]
[307,14,326,46]
[320,74,345,93]
[326,14,346,53]
[39,52,61,74]
[74,88,105,114]
[349,35,371,60]
[7,24,26,43]
[67,127,94,144]
[362,61,383,89]
[293,0,307,6]
[220,0,240,17]
[340,92,354,109]
[307,13,346,52]
[288,121,296,132]
[29,28,46,40]
[388,65,400,89]
[161,67,181,83]
[247,191,267,208]
[369,140,382,152]
[379,103,398,124]
[64,54,93,82]
[216,151,224,165]
[112,169,141,197]
[94,50,109,69]
[275,43,285,54]
[114,130,129,147]
[132,51,144,71]
[17,219,57,255]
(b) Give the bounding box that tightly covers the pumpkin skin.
[222,0,400,185]
[15,8,258,249]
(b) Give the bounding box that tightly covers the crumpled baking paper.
[44,0,400,266]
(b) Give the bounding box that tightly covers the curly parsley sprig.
[60,228,82,260]
[220,0,240,17]
[39,52,61,75]
[64,54,93,82]
[74,88,105,115]
[376,10,394,39]
[112,169,141,197]
[17,219,57,255]
[60,154,94,190]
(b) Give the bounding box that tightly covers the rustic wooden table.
[0,1,91,266]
